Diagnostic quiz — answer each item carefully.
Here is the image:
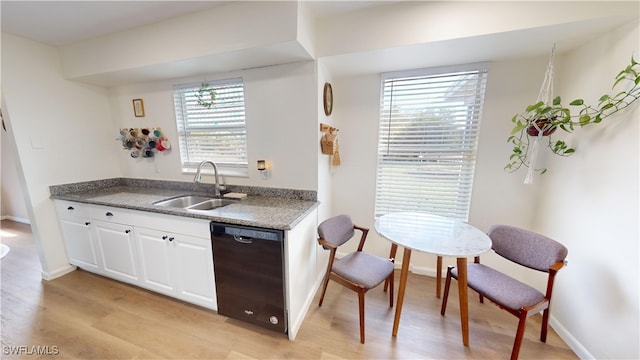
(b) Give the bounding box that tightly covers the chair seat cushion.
[333,252,394,289]
[452,263,545,311]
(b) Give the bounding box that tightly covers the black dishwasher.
[210,222,286,333]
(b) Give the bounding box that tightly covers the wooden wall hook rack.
[320,123,338,134]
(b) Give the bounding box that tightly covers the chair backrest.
[488,225,568,272]
[318,214,355,247]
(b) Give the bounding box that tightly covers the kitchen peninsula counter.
[50,178,319,230]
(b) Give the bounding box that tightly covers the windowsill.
[182,168,249,178]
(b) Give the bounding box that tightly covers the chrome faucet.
[194,160,222,197]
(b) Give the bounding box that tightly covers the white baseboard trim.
[41,264,76,281]
[0,215,31,224]
[550,316,592,359]
[407,263,440,277]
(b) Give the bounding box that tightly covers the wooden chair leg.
[384,244,398,292]
[440,266,453,315]
[388,271,394,308]
[318,272,331,307]
[436,255,442,298]
[474,256,484,304]
[319,251,336,307]
[540,308,550,342]
[358,289,366,344]
[511,312,528,360]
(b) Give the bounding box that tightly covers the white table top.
[375,212,492,257]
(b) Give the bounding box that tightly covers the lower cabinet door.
[93,221,139,284]
[58,217,101,272]
[173,234,217,310]
[135,227,216,310]
[135,228,174,295]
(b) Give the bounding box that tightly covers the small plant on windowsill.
[506,56,640,175]
[196,83,216,109]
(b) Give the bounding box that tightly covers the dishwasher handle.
[233,235,253,244]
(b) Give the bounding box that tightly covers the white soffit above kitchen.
[55,1,311,86]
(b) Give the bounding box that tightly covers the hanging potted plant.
[505,55,640,176]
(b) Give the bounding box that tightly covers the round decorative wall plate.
[323,82,333,116]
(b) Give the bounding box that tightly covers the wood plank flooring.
[1,220,577,359]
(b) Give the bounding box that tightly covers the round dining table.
[375,212,492,346]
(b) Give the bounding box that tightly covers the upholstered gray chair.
[317,214,395,344]
[440,224,568,360]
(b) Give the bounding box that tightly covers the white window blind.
[172,78,248,175]
[375,64,488,221]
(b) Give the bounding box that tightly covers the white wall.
[534,20,639,359]
[108,61,318,191]
[1,33,122,278]
[1,117,29,223]
[316,59,335,223]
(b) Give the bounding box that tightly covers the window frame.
[374,63,489,221]
[172,78,249,177]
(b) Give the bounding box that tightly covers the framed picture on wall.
[133,99,145,117]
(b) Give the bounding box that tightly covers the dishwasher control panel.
[221,226,281,241]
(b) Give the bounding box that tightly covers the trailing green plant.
[196,83,216,109]
[506,56,640,174]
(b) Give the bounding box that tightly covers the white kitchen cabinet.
[54,200,216,310]
[135,227,216,310]
[284,208,320,340]
[55,203,101,272]
[170,232,216,309]
[135,227,174,294]
[92,220,139,285]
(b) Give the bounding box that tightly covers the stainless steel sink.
[153,195,236,210]
[187,199,237,210]
[153,195,212,208]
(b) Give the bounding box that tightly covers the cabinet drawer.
[54,200,91,219]
[88,207,131,224]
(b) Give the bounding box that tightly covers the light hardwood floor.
[1,220,577,359]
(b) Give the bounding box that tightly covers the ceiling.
[0,1,389,46]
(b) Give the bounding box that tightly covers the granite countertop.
[50,178,319,230]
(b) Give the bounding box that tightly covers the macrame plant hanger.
[524,43,556,184]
